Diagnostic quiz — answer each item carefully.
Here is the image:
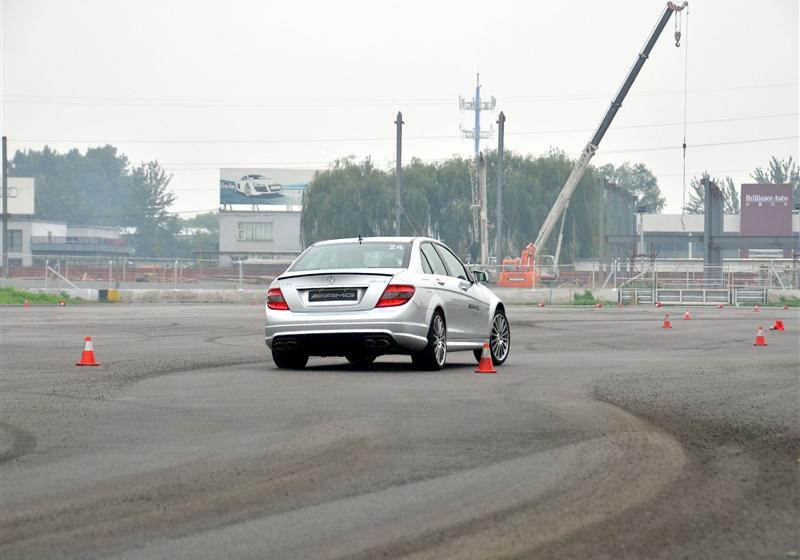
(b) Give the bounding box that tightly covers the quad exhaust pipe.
[275,336,390,351]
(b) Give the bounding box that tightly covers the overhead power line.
[1,82,796,108]
[599,134,799,155]
[155,134,799,169]
[9,112,798,145]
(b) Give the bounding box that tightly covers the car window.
[288,241,411,271]
[434,244,470,281]
[419,250,434,274]
[420,243,448,276]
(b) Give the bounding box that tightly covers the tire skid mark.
[0,437,373,555]
[336,402,687,560]
[203,333,263,347]
[0,423,37,464]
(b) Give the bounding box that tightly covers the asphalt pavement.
[0,303,797,559]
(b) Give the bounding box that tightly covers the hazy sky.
[2,0,798,216]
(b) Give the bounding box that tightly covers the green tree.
[126,161,179,257]
[11,145,130,226]
[685,172,739,214]
[177,212,219,257]
[597,162,665,213]
[750,156,800,207]
[11,146,180,257]
[301,150,606,260]
[300,158,392,246]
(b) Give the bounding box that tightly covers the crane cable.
[677,7,690,229]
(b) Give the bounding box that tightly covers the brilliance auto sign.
[740,183,792,236]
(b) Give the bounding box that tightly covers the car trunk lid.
[276,269,398,312]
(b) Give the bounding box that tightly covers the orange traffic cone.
[683,309,692,320]
[76,336,101,366]
[769,320,785,331]
[23,299,30,308]
[475,343,497,374]
[753,326,767,347]
[59,300,66,307]
[753,304,760,313]
[662,314,672,329]
[655,301,663,308]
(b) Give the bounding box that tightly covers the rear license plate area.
[308,288,358,302]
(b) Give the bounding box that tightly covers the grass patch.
[572,289,601,306]
[0,286,86,305]
[765,296,800,308]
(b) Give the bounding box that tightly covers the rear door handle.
[436,280,446,286]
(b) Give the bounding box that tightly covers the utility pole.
[494,112,505,260]
[2,136,8,279]
[479,154,488,265]
[394,111,403,236]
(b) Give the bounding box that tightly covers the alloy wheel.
[490,313,510,362]
[432,314,447,366]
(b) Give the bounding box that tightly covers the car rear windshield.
[288,242,411,271]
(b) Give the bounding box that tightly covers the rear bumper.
[272,332,411,356]
[265,307,429,355]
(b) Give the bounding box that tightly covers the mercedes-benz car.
[265,237,510,370]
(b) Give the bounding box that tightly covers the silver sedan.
[265,237,510,370]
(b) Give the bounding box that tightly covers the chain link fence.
[4,255,293,291]
[3,254,798,292]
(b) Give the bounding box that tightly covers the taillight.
[267,287,289,310]
[376,284,415,308]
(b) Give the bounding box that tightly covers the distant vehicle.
[265,237,510,370]
[236,174,283,197]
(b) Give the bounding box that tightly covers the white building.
[217,209,302,266]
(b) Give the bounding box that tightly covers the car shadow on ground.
[270,358,479,375]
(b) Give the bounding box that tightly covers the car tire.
[346,353,376,366]
[412,311,447,370]
[272,350,309,369]
[473,309,510,365]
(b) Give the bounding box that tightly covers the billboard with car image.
[220,168,318,207]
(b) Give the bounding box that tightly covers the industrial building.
[0,217,132,268]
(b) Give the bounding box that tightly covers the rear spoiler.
[277,269,399,281]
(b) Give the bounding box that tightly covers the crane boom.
[531,1,687,255]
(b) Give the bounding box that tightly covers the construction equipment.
[499,243,535,287]
[505,1,688,284]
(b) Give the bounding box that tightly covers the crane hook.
[675,30,682,47]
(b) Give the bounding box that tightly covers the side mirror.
[472,270,488,284]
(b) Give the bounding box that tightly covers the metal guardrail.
[618,287,768,305]
[468,259,797,291]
